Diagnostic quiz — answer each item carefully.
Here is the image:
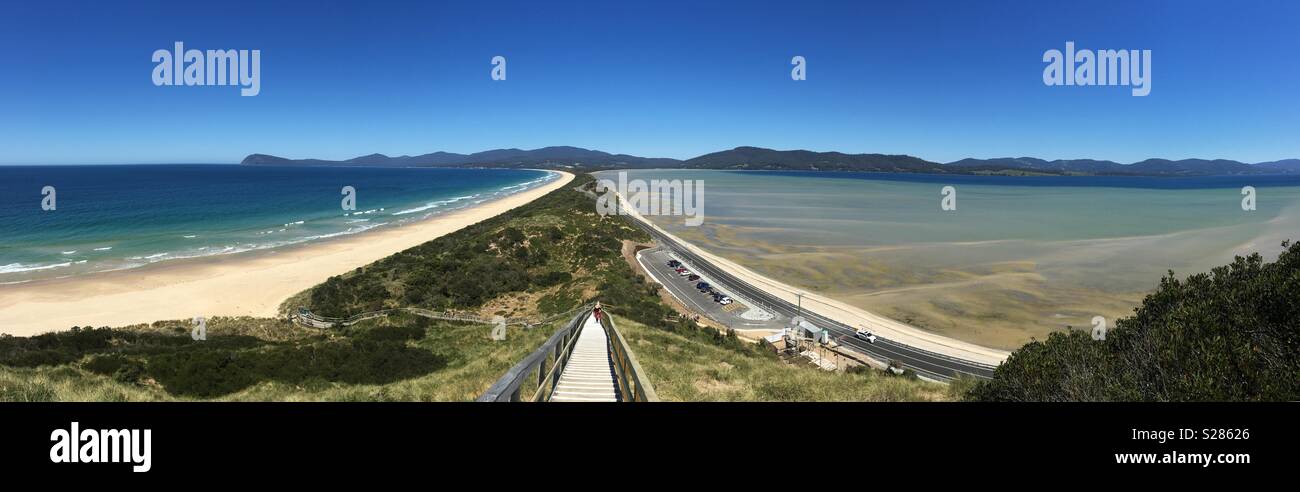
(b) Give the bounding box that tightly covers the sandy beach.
[0,171,573,336]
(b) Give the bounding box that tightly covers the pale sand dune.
[0,171,574,336]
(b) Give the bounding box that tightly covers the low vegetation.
[613,316,953,401]
[968,241,1300,401]
[306,175,648,317]
[0,314,559,401]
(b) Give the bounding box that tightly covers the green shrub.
[969,241,1300,402]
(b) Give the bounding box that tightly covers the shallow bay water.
[606,169,1300,349]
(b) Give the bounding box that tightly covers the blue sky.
[1,0,1297,164]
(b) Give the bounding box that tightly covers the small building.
[792,318,829,344]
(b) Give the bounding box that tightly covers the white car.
[718,296,732,305]
[854,329,877,343]
[678,270,692,276]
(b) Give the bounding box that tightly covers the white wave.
[391,194,480,215]
[0,262,73,274]
[498,174,554,192]
[183,235,198,238]
[61,250,77,255]
[93,247,113,251]
[301,222,388,241]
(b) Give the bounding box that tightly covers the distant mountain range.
[681,146,946,173]
[946,157,1300,176]
[241,146,678,169]
[242,146,1300,177]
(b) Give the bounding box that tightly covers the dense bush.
[0,327,200,368]
[0,321,447,398]
[350,323,427,343]
[146,338,446,397]
[83,353,146,384]
[968,241,1300,401]
[306,175,649,317]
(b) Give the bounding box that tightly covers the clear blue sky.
[1,0,1297,164]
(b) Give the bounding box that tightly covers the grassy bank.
[0,314,559,401]
[612,316,954,401]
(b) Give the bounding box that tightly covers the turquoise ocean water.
[0,165,555,283]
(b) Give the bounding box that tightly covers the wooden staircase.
[549,313,620,402]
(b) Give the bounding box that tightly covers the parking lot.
[637,246,785,333]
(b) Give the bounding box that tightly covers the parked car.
[674,267,687,273]
[695,282,710,290]
[687,274,700,281]
[854,329,877,343]
[719,296,733,305]
[678,270,692,276]
[667,260,681,267]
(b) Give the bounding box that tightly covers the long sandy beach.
[0,171,574,336]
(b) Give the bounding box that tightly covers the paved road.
[632,221,998,381]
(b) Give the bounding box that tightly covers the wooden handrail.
[599,314,659,402]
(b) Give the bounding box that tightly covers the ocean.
[604,169,1300,348]
[0,165,555,284]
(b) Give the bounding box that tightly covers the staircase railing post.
[537,358,546,390]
